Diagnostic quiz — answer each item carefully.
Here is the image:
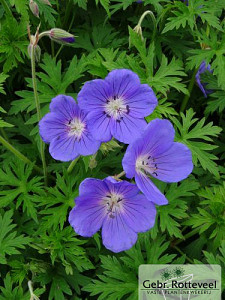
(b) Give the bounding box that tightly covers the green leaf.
[0,19,28,73]
[33,226,94,275]
[163,0,222,34]
[184,182,225,248]
[157,179,200,238]
[172,109,222,177]
[0,210,31,264]
[0,161,44,222]
[84,236,176,299]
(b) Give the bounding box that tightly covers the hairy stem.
[180,69,198,113]
[28,281,40,300]
[137,10,157,42]
[31,45,48,185]
[0,135,43,174]
[174,227,200,246]
[114,170,126,180]
[67,157,80,174]
[173,245,194,264]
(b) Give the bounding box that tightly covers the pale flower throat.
[104,96,130,121]
[135,155,158,177]
[67,118,85,138]
[103,192,124,218]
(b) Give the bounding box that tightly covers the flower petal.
[153,142,193,182]
[75,132,101,156]
[50,95,78,120]
[39,112,66,143]
[102,214,137,253]
[123,194,156,232]
[105,69,140,99]
[135,173,168,205]
[49,135,79,161]
[103,178,140,198]
[87,110,113,142]
[69,195,106,237]
[122,142,143,178]
[78,79,112,111]
[112,115,147,144]
[79,178,109,197]
[125,84,157,118]
[140,119,175,157]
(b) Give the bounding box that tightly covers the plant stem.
[180,69,198,113]
[67,157,80,174]
[137,10,157,42]
[63,0,73,28]
[28,281,40,300]
[173,245,194,264]
[0,128,8,141]
[0,135,43,174]
[174,227,200,246]
[114,170,126,180]
[31,45,48,185]
[0,0,13,17]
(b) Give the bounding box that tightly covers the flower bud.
[133,25,143,40]
[100,139,121,155]
[49,28,75,44]
[28,43,41,62]
[40,0,52,6]
[29,0,39,18]
[89,157,97,169]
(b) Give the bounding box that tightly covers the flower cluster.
[39,69,193,252]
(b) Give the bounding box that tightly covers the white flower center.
[104,96,129,120]
[136,155,158,177]
[67,118,85,138]
[103,192,124,218]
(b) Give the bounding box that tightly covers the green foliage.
[0,161,44,222]
[0,210,31,264]
[163,0,222,33]
[156,179,200,239]
[84,236,177,300]
[184,183,225,248]
[172,109,222,177]
[0,18,28,73]
[0,106,13,128]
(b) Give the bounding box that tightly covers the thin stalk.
[67,157,80,174]
[31,45,48,185]
[0,128,8,141]
[137,10,157,42]
[174,227,200,246]
[63,0,73,28]
[28,281,40,300]
[180,69,198,113]
[173,245,194,264]
[51,40,55,57]
[114,170,126,180]
[0,135,43,174]
[0,0,13,17]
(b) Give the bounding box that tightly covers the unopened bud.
[100,139,121,155]
[29,0,39,18]
[49,28,75,44]
[28,43,41,62]
[134,25,143,38]
[40,0,52,6]
[89,157,97,169]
